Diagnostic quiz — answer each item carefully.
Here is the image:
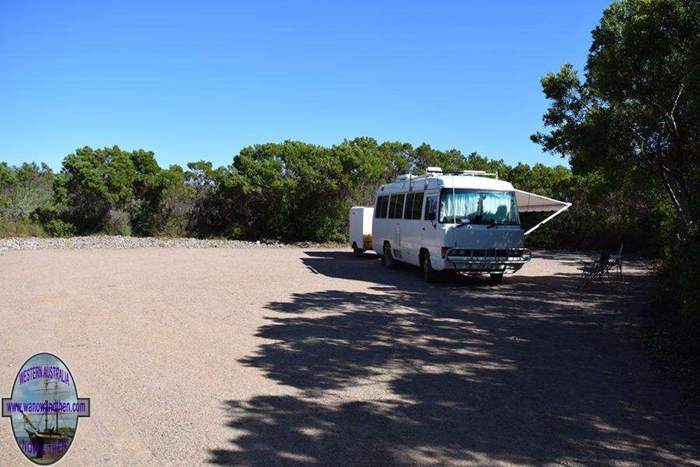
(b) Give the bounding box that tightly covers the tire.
[382,243,397,269]
[490,273,504,284]
[422,251,438,283]
[352,242,364,258]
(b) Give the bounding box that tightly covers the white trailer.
[349,206,374,257]
[348,168,571,282]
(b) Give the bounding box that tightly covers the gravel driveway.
[0,247,698,466]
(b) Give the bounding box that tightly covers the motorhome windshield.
[439,189,520,225]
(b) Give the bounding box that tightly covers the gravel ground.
[0,247,698,466]
[0,236,341,255]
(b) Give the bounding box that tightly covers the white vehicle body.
[354,168,570,279]
[349,206,374,253]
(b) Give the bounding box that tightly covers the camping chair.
[579,251,612,290]
[609,244,624,281]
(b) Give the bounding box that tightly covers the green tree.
[413,143,468,173]
[0,162,54,222]
[531,0,700,314]
[531,0,700,234]
[57,146,137,233]
[232,141,344,241]
[129,150,167,235]
[152,165,197,237]
[185,160,245,238]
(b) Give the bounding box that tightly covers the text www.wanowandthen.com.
[5,400,87,414]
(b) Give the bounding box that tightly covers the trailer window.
[388,194,405,219]
[375,195,389,218]
[411,192,424,219]
[403,193,415,219]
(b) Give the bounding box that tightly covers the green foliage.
[103,209,132,236]
[0,162,55,237]
[664,232,700,317]
[57,146,138,232]
[0,220,46,238]
[532,0,700,317]
[150,165,196,237]
[128,150,167,235]
[1,140,644,247]
[44,219,77,238]
[184,160,244,238]
[227,141,339,241]
[532,0,699,231]
[0,162,54,222]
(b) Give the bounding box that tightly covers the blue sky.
[0,0,610,170]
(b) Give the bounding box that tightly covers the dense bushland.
[1,140,652,253]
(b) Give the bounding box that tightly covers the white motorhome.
[349,167,571,283]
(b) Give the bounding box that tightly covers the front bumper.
[443,248,531,273]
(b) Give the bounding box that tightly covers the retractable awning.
[515,189,572,236]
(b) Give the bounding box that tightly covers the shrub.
[103,209,132,236]
[44,219,77,238]
[0,162,54,223]
[665,232,700,318]
[0,220,46,238]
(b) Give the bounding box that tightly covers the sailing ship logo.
[2,353,90,465]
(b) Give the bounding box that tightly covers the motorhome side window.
[411,192,424,219]
[403,193,414,219]
[424,195,438,221]
[403,192,424,220]
[375,195,389,218]
[388,194,405,219]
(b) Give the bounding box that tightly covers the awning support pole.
[524,203,572,236]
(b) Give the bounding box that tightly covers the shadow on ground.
[210,251,700,465]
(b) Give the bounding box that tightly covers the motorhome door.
[421,192,440,256]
